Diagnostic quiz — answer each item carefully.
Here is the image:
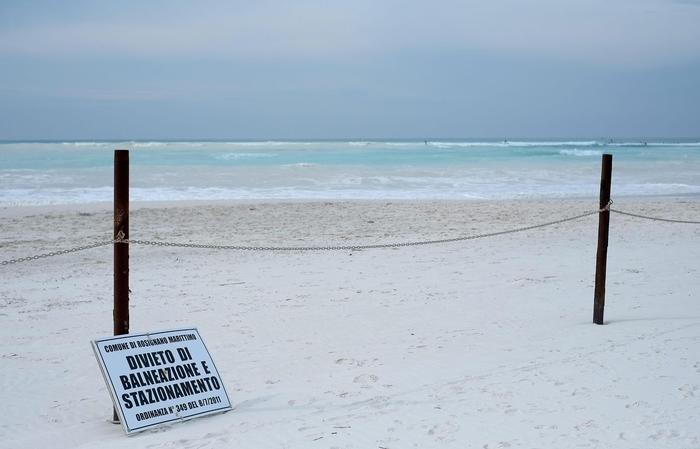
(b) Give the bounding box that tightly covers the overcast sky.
[1,0,699,140]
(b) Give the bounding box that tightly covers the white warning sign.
[92,328,232,434]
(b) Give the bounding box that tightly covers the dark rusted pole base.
[593,154,612,324]
[113,149,130,422]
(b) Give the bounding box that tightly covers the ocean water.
[1,140,699,205]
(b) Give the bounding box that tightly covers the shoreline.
[2,193,699,219]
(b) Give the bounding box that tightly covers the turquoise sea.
[1,140,699,205]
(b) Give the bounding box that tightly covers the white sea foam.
[130,142,169,148]
[212,141,329,147]
[508,141,599,147]
[559,149,604,157]
[215,152,278,160]
[610,142,700,147]
[3,180,699,206]
[428,141,501,148]
[283,162,319,168]
[59,141,113,148]
[424,141,602,148]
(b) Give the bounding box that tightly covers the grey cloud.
[1,1,699,67]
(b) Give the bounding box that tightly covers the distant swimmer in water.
[503,138,508,144]
[424,140,428,145]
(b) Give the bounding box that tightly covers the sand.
[1,198,699,449]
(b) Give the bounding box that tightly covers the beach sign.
[92,328,232,434]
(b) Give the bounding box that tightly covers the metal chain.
[10,201,670,265]
[5,202,697,265]
[0,239,114,266]
[118,208,604,252]
[610,208,700,224]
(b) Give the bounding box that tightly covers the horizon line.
[2,136,700,144]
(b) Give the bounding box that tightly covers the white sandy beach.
[1,198,699,449]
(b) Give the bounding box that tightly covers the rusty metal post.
[113,149,129,422]
[593,153,612,325]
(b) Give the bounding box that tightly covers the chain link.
[610,208,700,224]
[1,239,114,266]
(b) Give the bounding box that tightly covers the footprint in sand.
[678,384,698,398]
[625,400,650,409]
[353,374,379,385]
[648,429,680,441]
[427,421,460,441]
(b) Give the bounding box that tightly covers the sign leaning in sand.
[92,328,232,434]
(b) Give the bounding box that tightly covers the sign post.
[113,149,130,422]
[93,328,232,434]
